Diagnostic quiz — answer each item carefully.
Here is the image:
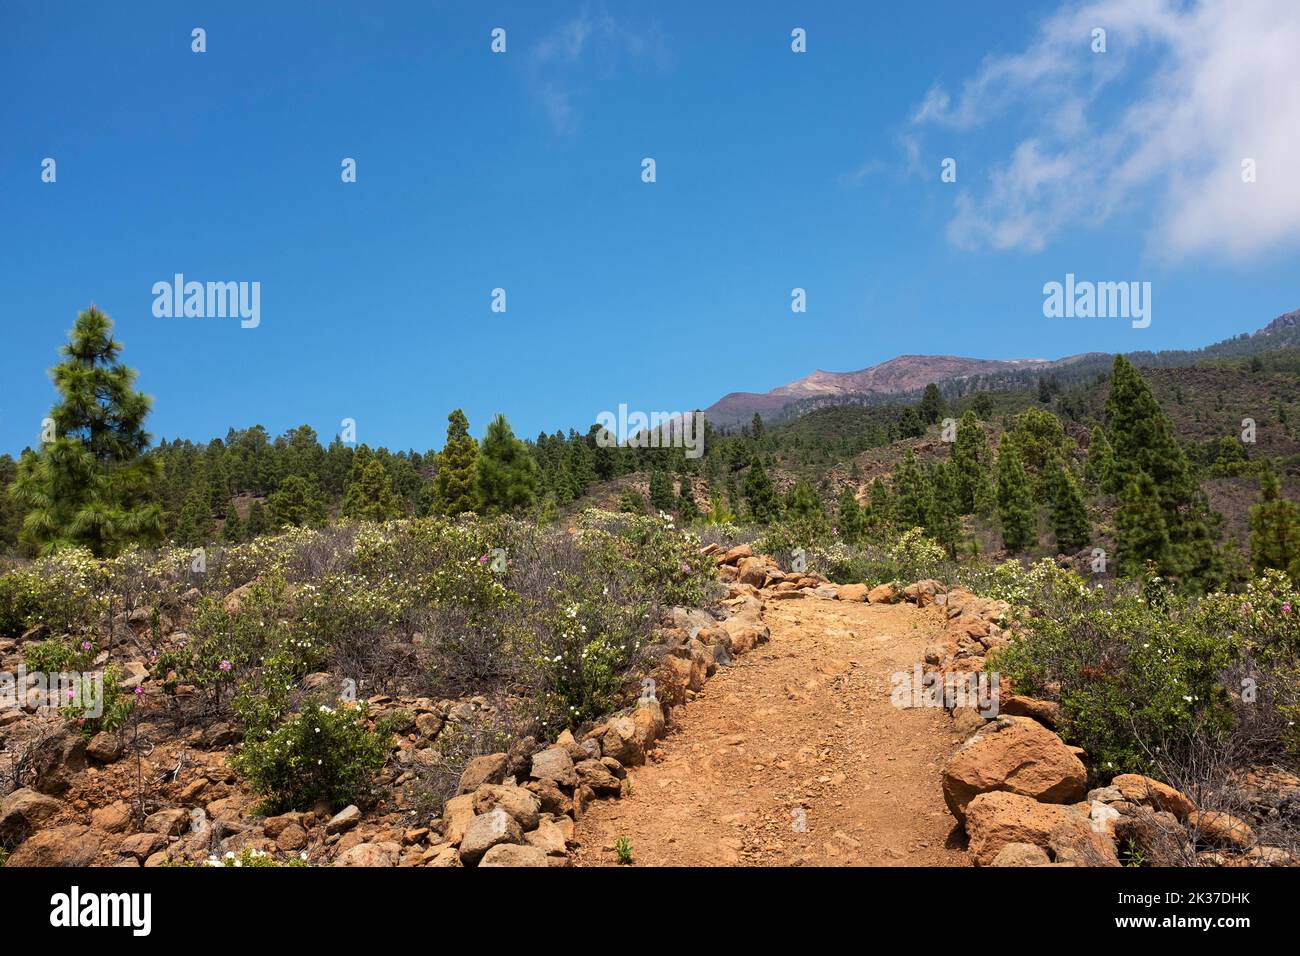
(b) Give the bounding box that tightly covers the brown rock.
[988,842,1052,866]
[458,808,522,865]
[471,784,541,831]
[6,825,107,867]
[0,788,63,841]
[1188,810,1256,850]
[998,695,1061,730]
[276,823,308,852]
[1110,774,1194,821]
[600,716,645,767]
[31,728,87,795]
[631,699,665,750]
[456,753,509,794]
[868,582,900,604]
[325,805,361,834]
[836,583,870,602]
[90,801,133,834]
[86,732,124,763]
[529,746,577,787]
[942,716,1086,822]
[964,791,1116,866]
[479,843,550,867]
[120,831,169,861]
[333,841,400,866]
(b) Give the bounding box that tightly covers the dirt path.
[572,595,969,866]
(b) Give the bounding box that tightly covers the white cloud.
[528,9,668,134]
[913,0,1300,260]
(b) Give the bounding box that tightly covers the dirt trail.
[572,595,969,866]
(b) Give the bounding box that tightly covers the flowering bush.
[0,549,104,636]
[63,663,135,737]
[231,700,391,814]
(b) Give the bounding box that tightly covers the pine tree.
[477,414,540,516]
[1046,454,1090,552]
[996,434,1037,552]
[972,392,994,420]
[676,478,699,523]
[175,485,215,546]
[618,488,646,514]
[246,500,271,538]
[267,475,326,528]
[434,409,479,515]
[951,411,993,514]
[221,508,245,544]
[342,459,403,521]
[892,450,931,531]
[926,461,961,558]
[742,457,782,525]
[12,306,164,556]
[750,413,765,441]
[1104,355,1221,586]
[919,384,944,425]
[1249,461,1300,578]
[1084,424,1114,491]
[866,477,892,532]
[649,469,675,512]
[837,485,863,543]
[785,480,829,538]
[1116,473,1170,577]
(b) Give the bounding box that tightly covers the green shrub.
[63,663,135,737]
[988,572,1238,775]
[0,550,103,636]
[231,700,390,814]
[23,636,94,674]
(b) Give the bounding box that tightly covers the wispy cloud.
[911,0,1300,260]
[527,8,669,135]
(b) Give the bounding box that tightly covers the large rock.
[31,728,87,795]
[631,699,666,751]
[334,842,400,866]
[0,788,63,842]
[719,544,752,566]
[1110,774,1194,821]
[478,844,550,867]
[458,808,523,865]
[736,557,771,588]
[1188,810,1255,850]
[964,791,1116,866]
[471,784,541,832]
[867,583,900,604]
[529,747,577,788]
[988,842,1052,867]
[86,732,124,763]
[119,832,169,861]
[5,824,106,867]
[325,805,361,834]
[721,615,768,655]
[997,696,1061,730]
[441,794,477,845]
[942,716,1086,822]
[457,753,509,794]
[600,716,645,768]
[837,583,870,602]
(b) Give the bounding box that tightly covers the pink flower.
[80,641,92,652]
[1283,602,1292,616]
[133,686,145,697]
[478,554,489,565]
[67,688,76,700]
[681,563,691,574]
[219,659,232,671]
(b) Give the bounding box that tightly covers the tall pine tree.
[1249,460,1300,578]
[996,434,1037,552]
[12,307,163,556]
[477,414,540,516]
[434,409,479,515]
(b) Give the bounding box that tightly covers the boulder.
[0,788,63,842]
[964,791,1116,866]
[997,696,1061,730]
[524,818,569,856]
[31,728,87,795]
[721,615,769,655]
[471,784,541,832]
[942,716,1086,822]
[988,842,1052,867]
[90,801,133,834]
[574,759,622,796]
[145,808,190,837]
[478,843,550,867]
[275,823,308,852]
[719,544,752,565]
[458,808,522,865]
[86,732,124,763]
[529,746,577,787]
[1110,774,1194,821]
[631,699,666,750]
[600,716,646,767]
[119,832,169,861]
[325,805,361,834]
[868,583,900,604]
[737,557,771,588]
[903,579,945,606]
[334,841,400,867]
[6,824,106,867]
[1188,810,1256,850]
[441,794,477,845]
[837,583,870,602]
[457,753,509,794]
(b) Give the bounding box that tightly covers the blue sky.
[2,0,1297,455]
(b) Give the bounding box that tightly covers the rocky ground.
[2,545,1296,867]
